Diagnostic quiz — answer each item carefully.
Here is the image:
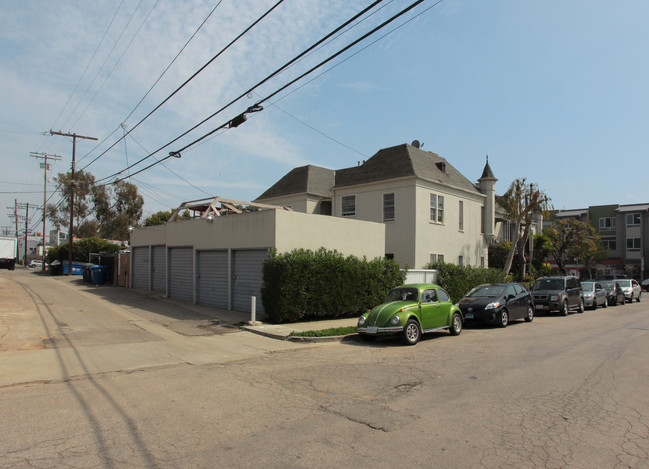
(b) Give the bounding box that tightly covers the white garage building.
[128,198,385,317]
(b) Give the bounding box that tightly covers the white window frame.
[626,213,641,226]
[459,200,464,231]
[430,193,444,223]
[599,217,616,231]
[383,193,395,222]
[341,195,355,217]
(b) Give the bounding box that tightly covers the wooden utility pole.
[30,152,62,271]
[48,130,98,275]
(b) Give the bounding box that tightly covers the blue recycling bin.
[90,266,108,286]
[82,266,92,283]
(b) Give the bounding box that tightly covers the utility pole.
[30,152,62,271]
[48,130,98,275]
[24,203,29,264]
[8,201,29,264]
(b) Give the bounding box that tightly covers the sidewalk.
[60,272,361,342]
[123,287,360,342]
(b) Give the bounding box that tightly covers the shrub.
[424,261,509,303]
[262,248,405,323]
[47,237,122,264]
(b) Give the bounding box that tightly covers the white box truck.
[0,237,17,270]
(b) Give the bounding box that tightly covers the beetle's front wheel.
[401,319,421,345]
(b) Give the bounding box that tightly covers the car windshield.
[532,278,564,290]
[580,282,595,292]
[600,281,615,290]
[466,285,505,298]
[617,280,631,288]
[385,287,419,302]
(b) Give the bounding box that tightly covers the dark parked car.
[457,283,534,327]
[642,279,649,292]
[600,281,626,306]
[530,276,584,315]
[580,281,608,309]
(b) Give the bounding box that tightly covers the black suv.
[530,276,584,315]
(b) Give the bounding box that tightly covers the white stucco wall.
[130,209,384,259]
[414,181,488,269]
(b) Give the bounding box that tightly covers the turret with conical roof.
[478,155,497,242]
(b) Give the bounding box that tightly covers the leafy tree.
[545,219,604,276]
[93,181,144,240]
[47,170,96,230]
[499,178,551,281]
[47,171,143,241]
[144,209,191,226]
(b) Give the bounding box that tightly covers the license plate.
[465,313,474,319]
[536,305,546,310]
[367,326,378,334]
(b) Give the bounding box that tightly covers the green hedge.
[424,261,510,303]
[47,237,122,264]
[262,248,405,323]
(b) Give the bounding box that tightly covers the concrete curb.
[241,325,358,343]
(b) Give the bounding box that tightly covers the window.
[599,217,616,231]
[437,289,450,302]
[430,193,444,223]
[438,254,444,263]
[422,289,437,303]
[341,195,355,217]
[626,213,641,226]
[383,193,395,222]
[430,194,437,222]
[602,238,616,250]
[459,200,464,230]
[430,254,437,264]
[458,255,464,267]
[480,256,485,268]
[627,238,641,251]
[385,253,394,260]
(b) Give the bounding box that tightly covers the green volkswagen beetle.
[357,284,463,345]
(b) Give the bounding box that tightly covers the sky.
[1,0,648,236]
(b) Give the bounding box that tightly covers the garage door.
[232,249,268,315]
[196,250,228,309]
[131,247,149,290]
[168,247,193,303]
[151,245,166,293]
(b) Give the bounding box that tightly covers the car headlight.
[485,301,501,310]
[550,295,559,301]
[358,316,366,326]
[390,315,400,326]
[584,293,593,299]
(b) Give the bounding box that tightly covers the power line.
[69,0,161,131]
[77,0,225,166]
[59,0,146,131]
[96,0,388,183]
[49,1,126,132]
[80,0,283,171]
[150,0,433,164]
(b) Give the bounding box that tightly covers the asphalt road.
[1,268,649,468]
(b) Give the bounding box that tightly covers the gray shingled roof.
[255,165,335,200]
[335,143,481,194]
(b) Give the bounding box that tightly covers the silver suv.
[531,276,584,315]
